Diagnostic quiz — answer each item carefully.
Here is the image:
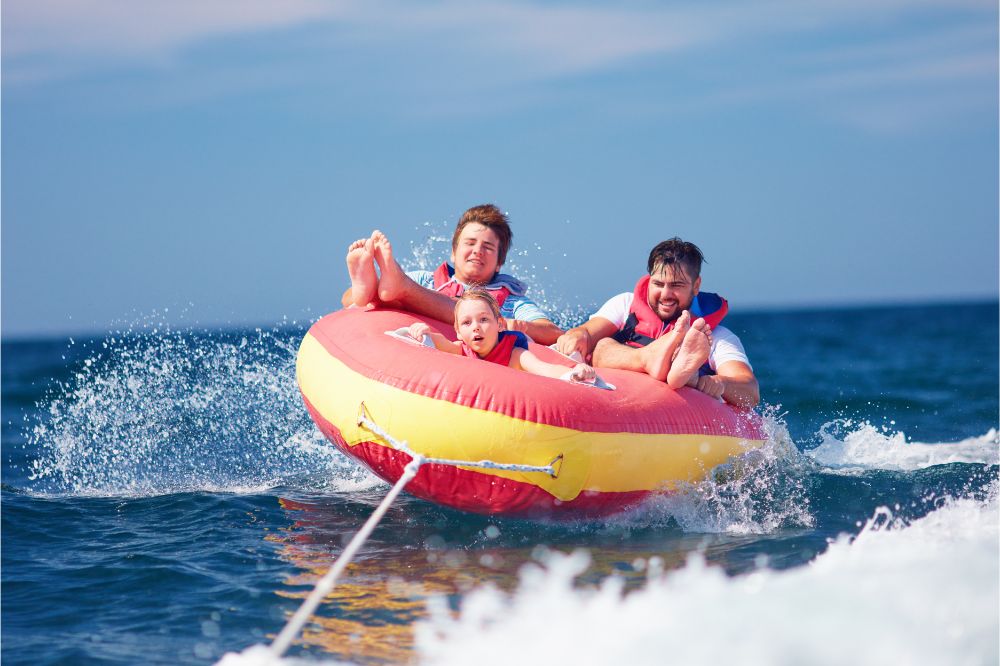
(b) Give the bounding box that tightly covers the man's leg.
[592,312,691,382]
[372,231,457,323]
[666,319,712,389]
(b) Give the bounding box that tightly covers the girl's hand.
[407,322,431,341]
[571,364,596,382]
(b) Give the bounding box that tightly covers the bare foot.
[671,310,692,338]
[641,311,691,381]
[371,230,410,304]
[346,238,377,307]
[667,317,712,389]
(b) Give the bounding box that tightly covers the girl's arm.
[511,348,596,381]
[407,322,463,355]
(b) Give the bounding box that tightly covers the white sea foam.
[216,644,348,666]
[613,411,816,534]
[415,484,999,666]
[807,420,999,472]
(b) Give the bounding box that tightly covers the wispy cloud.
[3,0,346,59]
[4,0,996,131]
[7,0,989,76]
[2,1,711,84]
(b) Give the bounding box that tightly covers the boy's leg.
[346,237,378,307]
[372,231,457,323]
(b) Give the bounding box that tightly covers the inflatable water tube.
[297,307,765,517]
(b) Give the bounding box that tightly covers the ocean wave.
[806,419,999,472]
[414,482,999,666]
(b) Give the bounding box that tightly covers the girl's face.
[454,299,501,357]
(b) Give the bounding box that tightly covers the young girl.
[407,289,596,382]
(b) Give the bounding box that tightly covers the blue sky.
[3,0,997,338]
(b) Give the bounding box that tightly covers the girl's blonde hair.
[454,288,501,324]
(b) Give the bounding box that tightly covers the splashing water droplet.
[26,322,373,497]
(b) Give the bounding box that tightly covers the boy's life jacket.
[432,262,527,308]
[461,330,529,366]
[612,275,728,349]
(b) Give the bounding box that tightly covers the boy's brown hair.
[452,204,513,266]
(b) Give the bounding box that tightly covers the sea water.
[3,295,997,665]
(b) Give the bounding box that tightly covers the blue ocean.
[3,298,998,665]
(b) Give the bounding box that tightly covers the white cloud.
[5,0,995,78]
[2,0,348,59]
[4,0,995,132]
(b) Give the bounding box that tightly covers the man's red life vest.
[432,262,512,307]
[460,331,528,366]
[612,275,728,349]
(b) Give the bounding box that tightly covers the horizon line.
[2,293,997,344]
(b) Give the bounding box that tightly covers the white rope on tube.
[267,403,561,658]
[269,456,421,658]
[356,403,562,477]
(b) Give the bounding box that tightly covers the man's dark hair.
[647,238,705,280]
